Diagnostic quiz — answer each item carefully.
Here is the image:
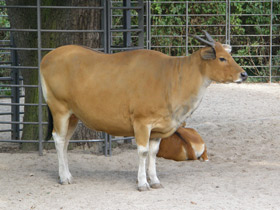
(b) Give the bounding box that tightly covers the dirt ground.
[1,83,280,210]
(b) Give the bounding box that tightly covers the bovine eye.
[219,57,227,62]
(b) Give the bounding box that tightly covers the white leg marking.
[53,113,73,184]
[148,139,162,188]
[137,144,150,191]
[53,132,73,184]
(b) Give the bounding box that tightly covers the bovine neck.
[171,51,211,97]
[168,51,212,126]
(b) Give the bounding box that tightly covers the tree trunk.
[6,0,102,151]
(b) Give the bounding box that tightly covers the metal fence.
[0,0,144,155]
[0,0,279,155]
[146,0,279,82]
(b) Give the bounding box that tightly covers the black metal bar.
[0,84,38,88]
[40,6,104,9]
[108,134,112,156]
[110,28,142,32]
[0,140,40,143]
[0,130,13,133]
[10,36,20,140]
[0,139,106,143]
[0,102,47,106]
[0,112,13,115]
[37,0,44,155]
[0,77,13,81]
[138,0,144,48]
[0,5,104,9]
[0,47,106,51]
[111,6,142,10]
[123,0,132,48]
[0,66,38,69]
[106,0,111,53]
[101,0,106,53]
[269,0,273,83]
[0,121,48,125]
[41,29,104,33]
[0,28,37,32]
[185,1,189,56]
[110,46,143,51]
[104,133,108,156]
[0,28,104,33]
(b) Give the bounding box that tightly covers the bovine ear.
[200,47,216,60]
[222,44,232,53]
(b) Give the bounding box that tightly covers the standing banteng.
[40,31,247,191]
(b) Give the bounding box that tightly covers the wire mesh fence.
[0,0,279,155]
[146,0,280,82]
[0,0,144,155]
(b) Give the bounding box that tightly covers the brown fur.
[40,43,245,146]
[40,41,245,189]
[157,127,208,161]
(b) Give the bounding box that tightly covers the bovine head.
[193,31,247,83]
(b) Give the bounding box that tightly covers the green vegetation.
[148,0,280,82]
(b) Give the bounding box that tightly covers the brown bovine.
[157,126,208,161]
[40,31,247,191]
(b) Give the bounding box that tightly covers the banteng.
[40,31,247,191]
[157,126,208,161]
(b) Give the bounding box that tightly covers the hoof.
[137,183,150,192]
[59,176,73,185]
[150,183,163,189]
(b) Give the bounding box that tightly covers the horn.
[203,30,215,43]
[191,34,215,48]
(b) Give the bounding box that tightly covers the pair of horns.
[191,31,215,48]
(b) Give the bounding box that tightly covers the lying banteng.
[40,31,247,191]
[157,127,208,161]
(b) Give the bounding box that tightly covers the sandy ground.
[1,83,280,210]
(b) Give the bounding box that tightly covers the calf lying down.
[157,127,208,161]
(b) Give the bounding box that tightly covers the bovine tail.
[174,130,198,160]
[46,106,53,140]
[174,131,188,145]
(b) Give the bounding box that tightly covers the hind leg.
[52,112,78,184]
[62,115,79,184]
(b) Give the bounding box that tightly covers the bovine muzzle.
[240,71,248,81]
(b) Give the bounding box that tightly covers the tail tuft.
[46,106,53,140]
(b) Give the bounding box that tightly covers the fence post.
[269,0,273,83]
[10,36,20,140]
[105,0,111,53]
[185,1,189,56]
[37,0,43,155]
[227,0,231,46]
[123,0,132,47]
[138,0,144,48]
[101,0,107,53]
[146,0,151,50]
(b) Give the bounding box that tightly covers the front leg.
[148,138,163,189]
[134,122,152,191]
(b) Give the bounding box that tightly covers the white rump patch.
[194,144,205,158]
[222,44,232,53]
[40,73,48,102]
